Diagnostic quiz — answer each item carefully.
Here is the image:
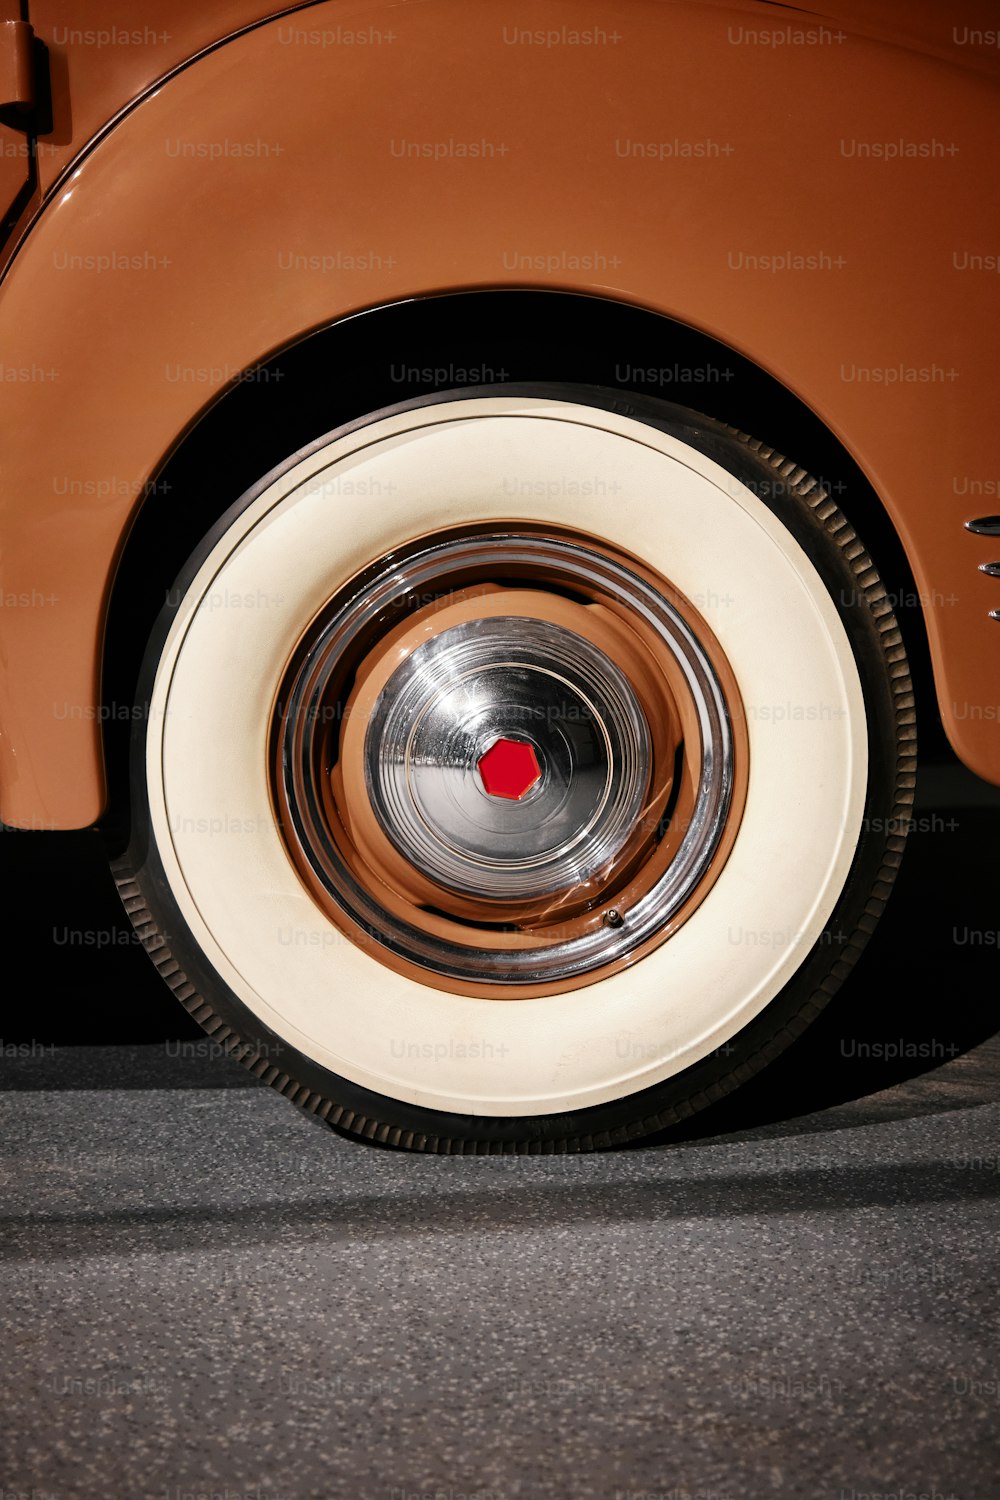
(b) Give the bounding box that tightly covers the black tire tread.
[111,419,915,1153]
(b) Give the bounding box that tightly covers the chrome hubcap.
[364,617,652,901]
[271,527,746,993]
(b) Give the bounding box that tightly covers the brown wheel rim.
[269,523,749,998]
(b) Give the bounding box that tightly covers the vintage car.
[1,0,997,1151]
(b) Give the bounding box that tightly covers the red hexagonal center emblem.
[477,737,541,800]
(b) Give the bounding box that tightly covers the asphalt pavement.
[1,1034,998,1500]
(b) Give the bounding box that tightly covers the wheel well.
[101,288,938,842]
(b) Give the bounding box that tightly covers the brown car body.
[1,0,999,828]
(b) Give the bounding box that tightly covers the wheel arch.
[2,0,998,830]
[99,288,939,848]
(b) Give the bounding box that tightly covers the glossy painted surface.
[29,0,314,193]
[1,0,999,826]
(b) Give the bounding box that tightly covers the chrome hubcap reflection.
[272,529,741,990]
[364,618,652,901]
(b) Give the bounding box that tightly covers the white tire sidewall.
[146,397,868,1116]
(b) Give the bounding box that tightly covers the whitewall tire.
[115,388,915,1151]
